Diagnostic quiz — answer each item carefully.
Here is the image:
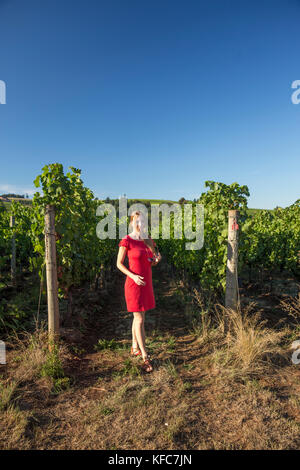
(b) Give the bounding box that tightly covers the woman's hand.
[132,274,146,286]
[151,252,162,266]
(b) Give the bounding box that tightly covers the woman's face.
[132,213,147,235]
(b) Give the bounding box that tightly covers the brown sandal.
[130,346,142,357]
[142,356,153,373]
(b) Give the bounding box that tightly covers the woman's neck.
[129,230,142,240]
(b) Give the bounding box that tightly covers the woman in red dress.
[117,211,162,372]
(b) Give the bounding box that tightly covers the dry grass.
[280,294,300,344]
[0,380,18,411]
[0,272,299,450]
[75,363,194,450]
[210,304,286,378]
[0,405,31,450]
[0,325,73,449]
[6,328,50,385]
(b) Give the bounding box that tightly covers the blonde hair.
[128,211,157,255]
[129,210,141,227]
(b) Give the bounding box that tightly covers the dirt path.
[63,263,196,390]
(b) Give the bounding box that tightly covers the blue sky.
[0,0,299,209]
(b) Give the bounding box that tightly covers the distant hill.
[0,196,32,209]
[0,194,267,215]
[97,198,267,214]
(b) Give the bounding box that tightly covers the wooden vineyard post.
[225,210,239,311]
[44,205,60,347]
[10,215,16,287]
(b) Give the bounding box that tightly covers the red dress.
[118,235,156,312]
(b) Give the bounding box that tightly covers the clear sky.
[0,0,299,209]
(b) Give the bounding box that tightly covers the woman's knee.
[135,318,143,327]
[133,312,144,325]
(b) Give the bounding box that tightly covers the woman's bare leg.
[132,312,145,349]
[141,311,146,347]
[133,311,147,358]
[133,311,153,372]
[132,316,138,349]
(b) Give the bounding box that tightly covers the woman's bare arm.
[116,246,146,285]
[116,246,134,278]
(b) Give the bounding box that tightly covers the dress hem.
[126,306,155,312]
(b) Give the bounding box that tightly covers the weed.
[39,345,65,380]
[182,363,194,371]
[39,343,71,395]
[166,336,176,351]
[100,406,115,416]
[52,377,71,395]
[163,359,178,378]
[179,381,192,395]
[120,359,141,377]
[94,338,125,351]
[70,345,86,355]
[0,380,18,411]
